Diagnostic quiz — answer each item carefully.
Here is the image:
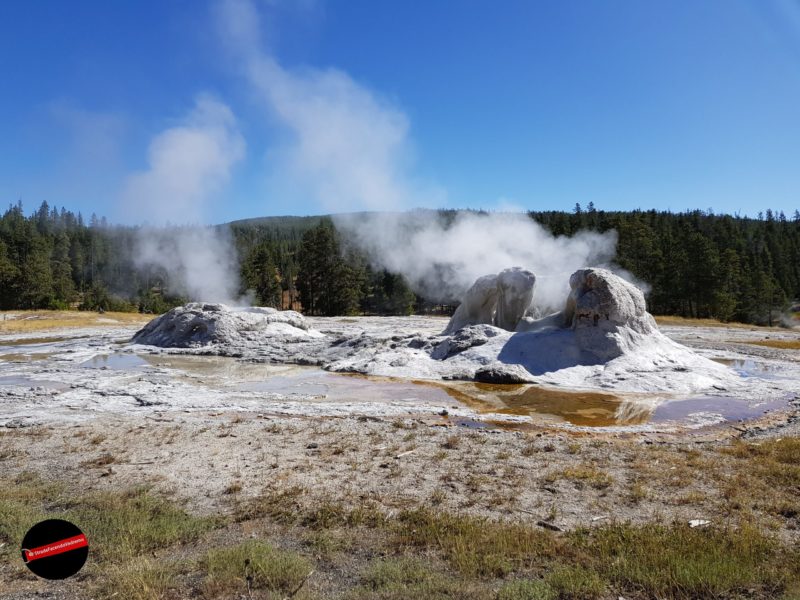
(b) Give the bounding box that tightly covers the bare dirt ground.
[1,311,799,599]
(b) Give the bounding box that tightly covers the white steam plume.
[337,211,619,311]
[120,94,246,304]
[217,0,636,309]
[216,0,444,211]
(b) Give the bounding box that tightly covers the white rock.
[565,268,658,361]
[444,267,536,334]
[132,303,319,348]
[495,267,537,331]
[689,519,711,528]
[443,274,499,334]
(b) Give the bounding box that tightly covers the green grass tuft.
[68,487,220,563]
[394,508,561,578]
[202,539,312,597]
[96,557,180,600]
[572,521,793,599]
[348,557,493,600]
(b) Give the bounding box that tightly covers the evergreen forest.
[1,200,798,325]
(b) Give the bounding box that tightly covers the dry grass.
[3,466,800,599]
[393,507,798,598]
[0,473,219,571]
[202,540,312,598]
[548,464,614,490]
[653,315,764,329]
[395,508,560,578]
[99,557,180,600]
[441,434,460,450]
[0,310,151,334]
[349,557,494,599]
[719,438,800,520]
[741,339,800,350]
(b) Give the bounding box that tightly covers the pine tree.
[51,232,75,305]
[0,239,19,309]
[241,242,281,307]
[16,239,54,308]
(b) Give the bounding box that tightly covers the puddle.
[712,358,789,379]
[240,370,461,405]
[141,356,457,405]
[432,382,654,427]
[238,371,655,427]
[0,336,80,349]
[137,354,792,428]
[450,417,493,429]
[140,355,303,380]
[651,396,786,424]
[21,350,787,430]
[436,381,791,428]
[80,354,149,369]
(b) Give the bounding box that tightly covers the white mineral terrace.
[2,269,799,432]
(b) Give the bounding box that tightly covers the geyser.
[131,268,739,396]
[444,267,537,334]
[562,267,657,360]
[132,303,320,348]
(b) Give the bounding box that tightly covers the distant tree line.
[0,201,196,313]
[531,204,800,325]
[1,200,798,325]
[232,217,416,315]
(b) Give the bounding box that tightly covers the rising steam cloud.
[119,94,245,304]
[216,0,444,211]
[337,211,619,310]
[218,0,628,311]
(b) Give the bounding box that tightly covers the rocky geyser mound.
[131,303,317,348]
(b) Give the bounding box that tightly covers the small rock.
[536,520,562,532]
[306,442,319,449]
[689,519,710,528]
[474,363,533,384]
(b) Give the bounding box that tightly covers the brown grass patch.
[654,315,763,329]
[0,310,151,334]
[740,339,800,350]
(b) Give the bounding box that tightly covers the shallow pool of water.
[181,358,787,427]
[429,382,654,427]
[80,354,150,369]
[651,396,785,423]
[0,336,79,349]
[45,352,791,429]
[140,354,303,380]
[711,358,789,379]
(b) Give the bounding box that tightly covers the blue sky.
[1,0,799,224]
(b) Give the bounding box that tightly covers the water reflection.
[80,354,149,369]
[73,353,783,429]
[711,358,787,379]
[434,382,655,427]
[140,354,304,380]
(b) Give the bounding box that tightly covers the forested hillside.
[1,200,798,325]
[530,205,800,325]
